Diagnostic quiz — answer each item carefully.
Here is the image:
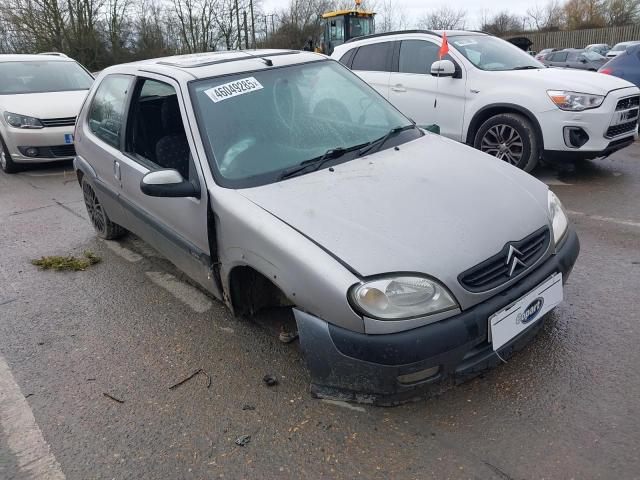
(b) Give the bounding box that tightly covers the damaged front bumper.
[294,228,580,405]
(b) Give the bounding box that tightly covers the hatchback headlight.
[547,90,604,111]
[3,111,44,129]
[548,190,569,246]
[349,275,457,320]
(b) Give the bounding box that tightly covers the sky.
[260,0,536,29]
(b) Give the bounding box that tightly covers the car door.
[388,39,467,141]
[115,74,219,296]
[350,41,393,99]
[81,73,134,227]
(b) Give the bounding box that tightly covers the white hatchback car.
[0,54,93,173]
[332,31,640,171]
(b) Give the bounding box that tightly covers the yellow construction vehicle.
[318,0,375,55]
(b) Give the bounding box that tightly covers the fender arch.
[465,103,544,150]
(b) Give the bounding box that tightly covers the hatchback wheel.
[474,113,539,172]
[0,136,20,174]
[81,177,126,239]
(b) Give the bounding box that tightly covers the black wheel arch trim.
[466,103,544,150]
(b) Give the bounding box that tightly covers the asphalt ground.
[1,144,639,479]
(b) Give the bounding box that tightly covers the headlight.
[548,190,568,246]
[3,112,44,129]
[547,90,604,111]
[349,275,457,320]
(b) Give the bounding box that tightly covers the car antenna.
[241,50,273,67]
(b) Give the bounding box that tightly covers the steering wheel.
[313,99,350,144]
[358,96,377,124]
[273,78,297,131]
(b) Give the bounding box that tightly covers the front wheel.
[473,113,539,172]
[0,136,20,174]
[81,177,127,240]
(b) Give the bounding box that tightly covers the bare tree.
[563,0,606,29]
[480,11,523,35]
[527,1,564,31]
[604,0,640,25]
[375,0,408,32]
[418,6,466,30]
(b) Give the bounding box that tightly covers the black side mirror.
[140,169,200,198]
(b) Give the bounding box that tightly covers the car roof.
[104,50,325,81]
[0,53,75,63]
[343,29,487,46]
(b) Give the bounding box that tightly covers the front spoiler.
[294,228,580,405]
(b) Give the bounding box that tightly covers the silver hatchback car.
[74,50,579,404]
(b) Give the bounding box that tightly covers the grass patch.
[31,250,102,271]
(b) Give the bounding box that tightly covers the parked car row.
[542,48,607,71]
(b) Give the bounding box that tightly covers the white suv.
[0,54,93,173]
[332,31,640,171]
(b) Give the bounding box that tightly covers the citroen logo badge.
[506,245,527,277]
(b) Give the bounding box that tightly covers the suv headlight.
[349,275,458,320]
[547,90,604,111]
[3,112,44,129]
[548,190,569,246]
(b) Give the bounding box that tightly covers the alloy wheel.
[480,124,524,166]
[0,149,6,169]
[82,181,106,234]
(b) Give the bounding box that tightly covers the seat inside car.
[155,95,190,178]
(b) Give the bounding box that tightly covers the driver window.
[399,40,439,74]
[125,78,194,181]
[330,18,344,41]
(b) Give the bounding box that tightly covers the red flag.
[439,32,449,59]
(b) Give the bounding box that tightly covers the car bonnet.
[237,134,551,305]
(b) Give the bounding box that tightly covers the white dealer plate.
[489,273,563,351]
[204,77,263,103]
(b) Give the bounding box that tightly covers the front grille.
[459,227,550,293]
[41,116,76,127]
[615,96,639,111]
[606,119,638,138]
[50,144,76,157]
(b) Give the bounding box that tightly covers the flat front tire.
[474,113,539,172]
[81,177,127,240]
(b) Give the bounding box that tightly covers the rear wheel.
[0,136,20,174]
[81,177,127,239]
[474,113,539,172]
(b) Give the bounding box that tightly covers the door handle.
[114,161,121,180]
[391,84,407,93]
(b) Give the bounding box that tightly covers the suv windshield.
[0,61,93,94]
[449,35,543,71]
[191,60,418,188]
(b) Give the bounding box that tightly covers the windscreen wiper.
[357,124,416,158]
[513,66,539,70]
[278,142,370,181]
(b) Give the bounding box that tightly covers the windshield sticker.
[453,39,477,47]
[204,77,263,103]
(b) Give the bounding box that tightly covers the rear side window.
[351,42,393,72]
[88,75,132,149]
[399,40,440,74]
[339,48,356,67]
[567,51,578,61]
